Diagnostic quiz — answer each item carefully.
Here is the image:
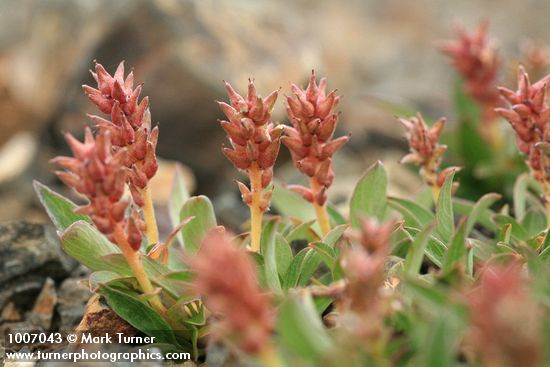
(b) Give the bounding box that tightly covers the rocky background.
[1,0,550,361]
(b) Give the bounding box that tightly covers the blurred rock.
[27,278,57,330]
[1,302,21,322]
[56,277,91,331]
[0,222,77,309]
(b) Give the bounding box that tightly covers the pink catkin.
[83,62,159,207]
[52,128,145,250]
[496,66,550,187]
[218,80,281,211]
[282,71,349,206]
[440,22,501,122]
[188,229,274,354]
[467,263,540,367]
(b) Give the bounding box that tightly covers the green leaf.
[277,293,332,360]
[169,164,190,246]
[60,221,121,271]
[435,170,456,243]
[179,196,217,253]
[425,237,447,268]
[404,223,436,276]
[388,196,434,228]
[349,161,388,227]
[88,271,132,292]
[283,248,322,289]
[522,210,546,237]
[260,217,280,255]
[274,233,293,278]
[285,219,319,243]
[99,284,181,346]
[453,197,497,231]
[99,253,189,299]
[322,224,348,248]
[327,204,346,226]
[264,221,282,292]
[34,181,91,231]
[442,218,467,273]
[418,317,456,367]
[309,241,336,273]
[513,173,531,221]
[493,214,529,241]
[465,193,501,236]
[404,278,449,312]
[469,239,494,261]
[404,227,447,268]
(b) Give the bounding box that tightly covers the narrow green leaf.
[283,248,322,289]
[435,171,456,243]
[99,284,181,346]
[60,221,121,271]
[179,196,217,253]
[327,204,346,226]
[285,219,319,243]
[465,193,501,236]
[99,253,189,299]
[264,221,282,292]
[453,197,497,231]
[260,217,280,256]
[493,214,529,241]
[34,181,91,231]
[522,210,546,237]
[309,242,336,273]
[418,317,456,367]
[404,223,436,276]
[442,218,467,273]
[425,237,447,268]
[89,271,130,292]
[274,233,293,278]
[469,239,494,261]
[388,196,434,228]
[277,293,332,360]
[321,224,348,248]
[349,161,388,227]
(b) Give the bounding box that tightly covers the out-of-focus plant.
[34,55,550,367]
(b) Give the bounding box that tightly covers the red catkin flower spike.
[188,229,274,354]
[283,71,349,207]
[83,61,159,204]
[440,21,501,122]
[496,66,550,198]
[52,128,144,251]
[218,79,281,252]
[398,113,456,198]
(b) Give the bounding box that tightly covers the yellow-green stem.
[114,226,166,314]
[249,163,263,253]
[259,346,285,367]
[431,185,440,204]
[141,185,159,245]
[309,178,331,236]
[546,202,550,228]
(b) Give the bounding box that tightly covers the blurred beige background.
[0,0,549,223]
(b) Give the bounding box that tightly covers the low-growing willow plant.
[35,58,550,367]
